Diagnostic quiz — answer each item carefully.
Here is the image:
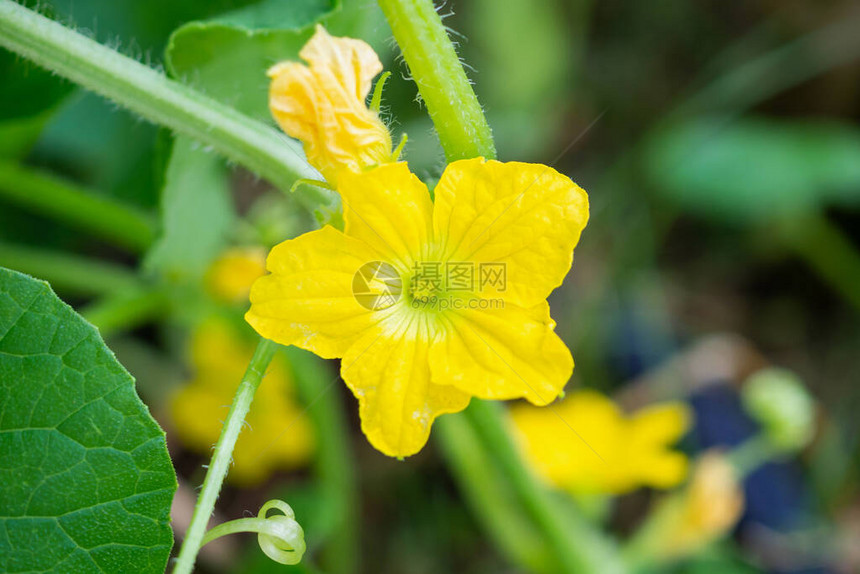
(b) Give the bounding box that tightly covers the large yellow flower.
[510,390,691,494]
[170,320,314,485]
[268,25,394,183]
[246,158,588,457]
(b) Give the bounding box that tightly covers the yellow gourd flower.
[170,320,314,485]
[268,25,395,184]
[510,390,691,494]
[205,247,268,303]
[246,159,588,457]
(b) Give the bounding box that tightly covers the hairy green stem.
[378,0,496,161]
[0,0,315,193]
[0,242,141,295]
[173,337,278,574]
[0,161,156,253]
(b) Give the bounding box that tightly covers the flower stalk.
[377,0,496,161]
[0,0,316,193]
[173,337,278,574]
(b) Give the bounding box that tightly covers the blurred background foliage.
[2,0,860,573]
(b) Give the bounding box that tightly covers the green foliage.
[144,137,236,283]
[645,117,860,223]
[0,50,72,159]
[0,267,176,573]
[166,0,340,121]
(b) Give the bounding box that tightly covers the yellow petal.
[628,402,692,447]
[627,402,691,489]
[341,317,471,457]
[338,162,434,269]
[510,391,617,490]
[432,158,589,307]
[299,24,382,100]
[429,301,572,405]
[246,226,388,359]
[268,26,392,183]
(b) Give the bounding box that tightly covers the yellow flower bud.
[268,25,394,183]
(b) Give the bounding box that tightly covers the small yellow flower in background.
[206,247,268,303]
[170,320,314,485]
[510,390,691,494]
[268,25,394,184]
[246,159,588,457]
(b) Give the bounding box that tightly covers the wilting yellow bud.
[629,450,744,564]
[206,247,268,303]
[268,25,394,183]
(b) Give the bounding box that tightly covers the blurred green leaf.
[0,267,176,573]
[644,117,860,223]
[144,138,235,282]
[0,48,73,159]
[165,0,340,121]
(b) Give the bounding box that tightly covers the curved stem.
[0,242,141,296]
[0,0,316,193]
[173,337,278,574]
[0,162,156,253]
[377,0,496,161]
[780,213,860,312]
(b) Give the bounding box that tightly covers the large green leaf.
[166,0,340,121]
[644,117,860,223]
[0,267,176,574]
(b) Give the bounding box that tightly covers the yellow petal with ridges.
[299,24,382,100]
[246,226,387,359]
[339,162,434,269]
[341,316,471,457]
[432,158,589,308]
[268,25,392,183]
[429,301,572,405]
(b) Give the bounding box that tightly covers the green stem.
[81,289,168,338]
[0,0,316,193]
[378,0,496,161]
[435,413,554,573]
[781,213,860,312]
[0,161,156,253]
[286,348,358,574]
[173,337,278,574]
[0,242,141,296]
[466,401,624,574]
